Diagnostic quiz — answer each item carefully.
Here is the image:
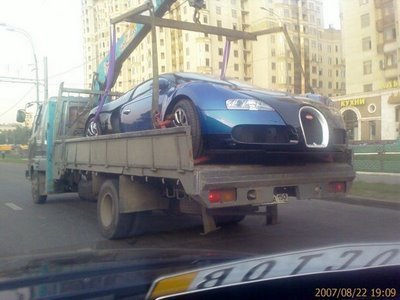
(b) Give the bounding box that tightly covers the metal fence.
[350,139,400,173]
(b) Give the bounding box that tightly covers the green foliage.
[0,126,31,144]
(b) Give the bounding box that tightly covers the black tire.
[85,116,102,137]
[214,215,245,226]
[172,99,203,158]
[31,171,47,204]
[97,179,134,239]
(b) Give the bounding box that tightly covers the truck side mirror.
[16,109,26,123]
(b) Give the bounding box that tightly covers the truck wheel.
[97,179,134,239]
[214,215,245,226]
[31,171,47,204]
[172,99,203,158]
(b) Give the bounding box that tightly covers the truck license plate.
[273,193,289,204]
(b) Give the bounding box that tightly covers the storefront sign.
[340,98,365,108]
[382,79,400,90]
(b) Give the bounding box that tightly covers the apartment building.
[340,0,400,94]
[82,0,345,96]
[333,0,400,140]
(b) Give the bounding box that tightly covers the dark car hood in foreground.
[1,243,399,299]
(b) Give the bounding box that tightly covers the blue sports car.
[85,72,346,158]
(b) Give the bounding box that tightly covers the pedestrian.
[1,151,5,160]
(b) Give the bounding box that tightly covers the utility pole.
[295,0,302,94]
[44,57,48,102]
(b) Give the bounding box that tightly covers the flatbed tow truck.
[17,1,355,239]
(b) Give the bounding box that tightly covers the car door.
[120,79,153,132]
[120,78,171,132]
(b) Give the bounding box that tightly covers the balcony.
[374,0,393,8]
[376,15,395,32]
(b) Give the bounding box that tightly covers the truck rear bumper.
[190,163,355,208]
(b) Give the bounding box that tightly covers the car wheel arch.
[164,95,199,118]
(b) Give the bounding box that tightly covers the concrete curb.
[324,196,400,210]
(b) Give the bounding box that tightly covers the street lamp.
[0,23,40,104]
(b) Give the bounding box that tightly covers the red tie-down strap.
[154,112,173,129]
[154,112,211,164]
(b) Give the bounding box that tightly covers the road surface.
[0,162,399,258]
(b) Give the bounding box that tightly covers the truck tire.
[31,171,47,204]
[172,99,203,158]
[214,214,245,226]
[97,179,134,239]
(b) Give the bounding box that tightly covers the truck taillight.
[208,189,236,203]
[329,182,346,193]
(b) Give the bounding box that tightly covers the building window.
[284,9,289,17]
[160,39,164,46]
[385,51,397,68]
[218,48,223,55]
[363,83,373,92]
[205,44,209,52]
[369,121,376,140]
[272,76,276,83]
[396,106,400,122]
[186,48,189,55]
[203,16,208,24]
[206,58,210,67]
[272,62,276,70]
[319,70,323,76]
[216,6,221,14]
[271,35,275,43]
[343,110,359,140]
[185,33,189,42]
[161,52,165,59]
[217,20,222,27]
[232,9,237,18]
[362,37,371,51]
[234,64,239,71]
[312,79,317,86]
[328,82,332,89]
[363,60,372,74]
[161,66,166,72]
[361,13,370,27]
[383,27,396,42]
[368,103,377,113]
[218,36,223,41]
[328,70,332,77]
[186,62,190,70]
[271,49,276,56]
[318,81,323,88]
[312,66,317,74]
[234,50,238,57]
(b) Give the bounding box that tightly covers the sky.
[0,0,340,124]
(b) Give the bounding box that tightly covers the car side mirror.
[159,78,170,94]
[16,109,26,123]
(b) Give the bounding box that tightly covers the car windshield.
[0,0,399,298]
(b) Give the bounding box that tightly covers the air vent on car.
[299,106,329,148]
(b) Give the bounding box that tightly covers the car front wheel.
[172,99,203,158]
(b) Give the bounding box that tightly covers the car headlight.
[226,99,275,111]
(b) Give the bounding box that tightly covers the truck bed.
[53,127,355,207]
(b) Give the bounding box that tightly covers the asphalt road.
[0,162,399,258]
